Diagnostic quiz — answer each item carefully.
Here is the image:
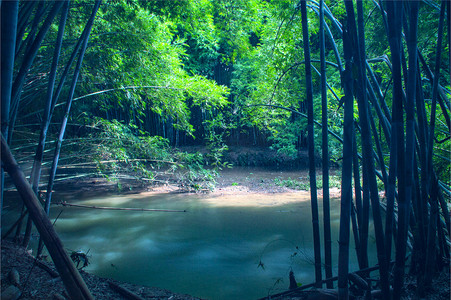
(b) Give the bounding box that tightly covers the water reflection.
[7,191,375,300]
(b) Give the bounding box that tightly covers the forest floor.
[2,165,450,299]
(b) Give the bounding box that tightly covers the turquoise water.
[1,176,377,300]
[40,191,372,300]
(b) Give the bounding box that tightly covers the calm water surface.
[2,169,378,300]
[41,191,375,300]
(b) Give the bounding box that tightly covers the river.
[2,169,377,299]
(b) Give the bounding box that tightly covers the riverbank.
[50,166,342,200]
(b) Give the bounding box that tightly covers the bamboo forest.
[1,0,450,299]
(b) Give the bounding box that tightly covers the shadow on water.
[2,185,377,300]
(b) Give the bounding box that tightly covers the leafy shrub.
[90,118,218,191]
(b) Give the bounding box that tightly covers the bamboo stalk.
[319,0,332,287]
[8,1,65,143]
[1,0,19,209]
[425,0,447,288]
[393,2,419,299]
[259,264,383,300]
[301,0,322,288]
[35,0,71,257]
[1,134,94,300]
[353,128,369,272]
[338,19,354,300]
[41,1,101,249]
[354,1,390,298]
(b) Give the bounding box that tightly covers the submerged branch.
[259,264,383,300]
[55,201,186,213]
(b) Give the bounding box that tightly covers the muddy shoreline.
[49,166,341,200]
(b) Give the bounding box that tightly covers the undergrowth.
[88,118,226,192]
[273,175,341,191]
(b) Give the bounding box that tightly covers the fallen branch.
[258,264,382,300]
[108,281,145,300]
[56,201,186,212]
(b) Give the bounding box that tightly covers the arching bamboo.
[22,0,101,247]
[35,1,71,256]
[8,1,64,143]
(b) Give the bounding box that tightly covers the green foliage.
[274,174,341,190]
[11,0,450,191]
[68,0,230,140]
[89,118,219,191]
[269,120,302,158]
[274,176,309,190]
[92,118,171,178]
[203,113,233,169]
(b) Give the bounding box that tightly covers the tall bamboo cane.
[0,0,18,210]
[35,1,71,256]
[424,0,447,288]
[338,26,354,299]
[8,1,64,143]
[393,2,419,299]
[319,0,333,287]
[44,0,101,223]
[300,0,322,288]
[350,1,390,297]
[22,0,101,248]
